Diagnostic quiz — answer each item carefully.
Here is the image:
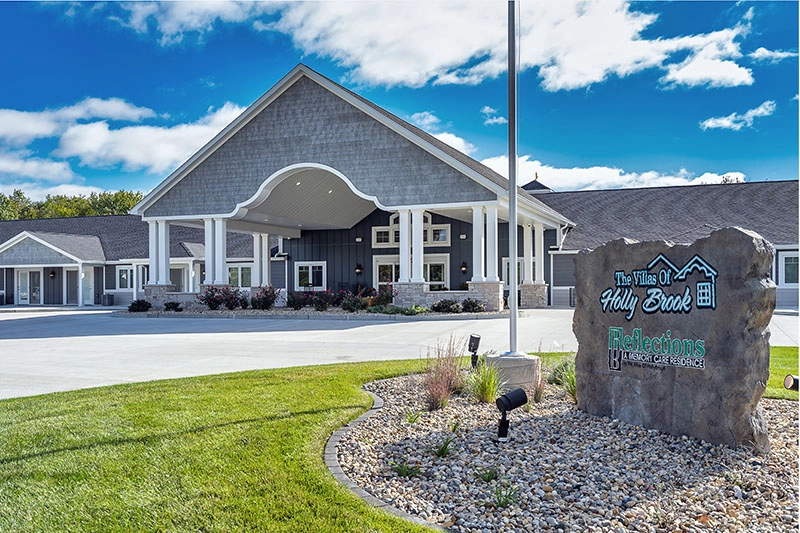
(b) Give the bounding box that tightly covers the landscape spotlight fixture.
[784,375,799,391]
[496,388,528,443]
[468,334,481,368]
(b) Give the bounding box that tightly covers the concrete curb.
[112,310,512,321]
[324,390,447,532]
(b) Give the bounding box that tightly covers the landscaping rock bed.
[337,374,798,532]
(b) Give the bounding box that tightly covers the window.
[501,258,525,290]
[170,268,186,292]
[425,262,447,291]
[228,266,252,288]
[372,212,451,248]
[295,261,326,291]
[373,254,449,291]
[780,253,799,286]
[117,266,134,290]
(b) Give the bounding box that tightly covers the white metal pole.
[506,0,521,355]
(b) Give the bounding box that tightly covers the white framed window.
[779,252,799,286]
[372,253,449,291]
[295,261,326,291]
[501,258,525,290]
[117,266,134,290]
[228,265,252,288]
[372,212,450,248]
[170,267,187,292]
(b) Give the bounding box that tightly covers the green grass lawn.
[767,346,799,400]
[0,348,795,532]
[0,360,433,533]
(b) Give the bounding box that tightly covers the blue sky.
[0,1,796,200]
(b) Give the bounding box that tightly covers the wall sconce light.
[459,234,467,240]
[49,271,56,279]
[354,264,363,275]
[784,375,799,391]
[496,388,528,442]
[461,262,468,274]
[355,237,363,243]
[468,334,481,368]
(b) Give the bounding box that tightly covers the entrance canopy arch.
[230,163,386,234]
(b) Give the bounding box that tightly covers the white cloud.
[433,132,477,155]
[116,2,279,46]
[0,151,76,183]
[749,47,798,63]
[481,155,745,191]
[699,100,776,131]
[409,111,441,131]
[55,103,244,173]
[0,98,155,145]
[481,106,507,126]
[108,1,762,91]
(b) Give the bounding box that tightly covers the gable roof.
[28,232,105,262]
[536,180,798,250]
[0,215,254,262]
[132,64,570,227]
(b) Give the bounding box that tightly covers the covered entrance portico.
[132,65,572,310]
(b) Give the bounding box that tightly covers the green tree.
[0,189,144,220]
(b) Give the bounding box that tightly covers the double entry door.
[17,270,41,305]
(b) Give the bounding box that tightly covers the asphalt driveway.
[0,308,795,400]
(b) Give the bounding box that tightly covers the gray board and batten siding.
[283,208,556,300]
[142,76,496,218]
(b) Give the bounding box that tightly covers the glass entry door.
[17,270,41,305]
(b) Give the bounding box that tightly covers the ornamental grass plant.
[422,336,466,411]
[465,361,505,404]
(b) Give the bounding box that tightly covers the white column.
[261,234,271,286]
[77,263,84,306]
[157,221,170,285]
[213,218,227,285]
[486,206,499,282]
[523,224,533,284]
[534,223,545,284]
[471,207,485,282]
[252,234,262,288]
[411,210,425,283]
[204,219,215,285]
[148,221,159,285]
[399,210,411,283]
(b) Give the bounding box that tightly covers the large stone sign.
[573,227,775,453]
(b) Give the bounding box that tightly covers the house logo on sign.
[600,253,718,321]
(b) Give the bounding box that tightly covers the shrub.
[423,336,466,410]
[403,304,430,315]
[163,301,182,312]
[374,285,397,306]
[341,292,368,312]
[251,285,280,310]
[197,285,242,311]
[128,299,152,313]
[465,361,505,403]
[431,299,463,313]
[461,298,485,313]
[239,295,249,309]
[286,292,306,310]
[312,293,330,311]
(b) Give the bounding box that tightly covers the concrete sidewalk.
[0,308,795,400]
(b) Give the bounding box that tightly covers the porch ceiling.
[235,168,377,232]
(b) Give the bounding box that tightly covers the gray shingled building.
[0,65,796,310]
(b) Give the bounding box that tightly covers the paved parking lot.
[0,308,795,400]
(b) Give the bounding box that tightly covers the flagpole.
[506,0,522,355]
